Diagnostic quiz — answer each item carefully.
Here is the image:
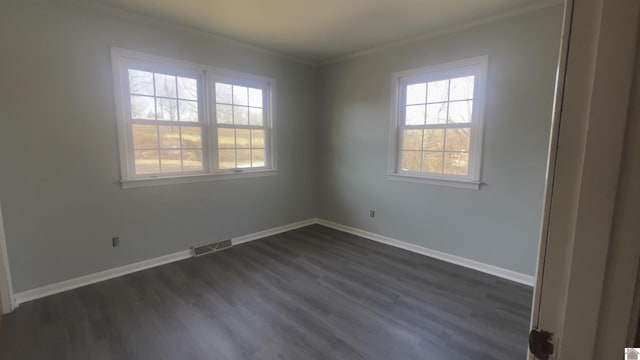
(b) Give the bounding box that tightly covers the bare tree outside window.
[112,48,276,186]
[215,83,267,170]
[400,75,474,176]
[128,69,203,175]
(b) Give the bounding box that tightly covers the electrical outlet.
[112,237,120,247]
[370,210,375,218]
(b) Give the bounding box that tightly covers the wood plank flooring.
[0,225,533,360]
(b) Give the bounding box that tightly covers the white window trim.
[387,55,488,190]
[120,170,278,189]
[110,47,278,188]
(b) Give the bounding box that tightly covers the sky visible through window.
[215,82,266,170]
[128,69,204,175]
[401,76,474,176]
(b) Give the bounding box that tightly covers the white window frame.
[388,56,488,189]
[111,48,277,189]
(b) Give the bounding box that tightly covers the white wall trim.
[387,55,488,187]
[72,0,560,67]
[0,205,16,313]
[322,0,563,65]
[121,169,279,189]
[111,47,278,186]
[13,216,533,306]
[387,174,481,189]
[14,218,316,305]
[14,250,192,305]
[315,218,536,287]
[232,218,316,245]
[71,0,317,67]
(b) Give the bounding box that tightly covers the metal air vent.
[191,239,233,257]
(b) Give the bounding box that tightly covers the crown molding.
[58,0,563,69]
[68,0,318,67]
[322,0,563,66]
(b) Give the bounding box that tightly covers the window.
[214,82,267,170]
[389,56,488,189]
[111,48,276,188]
[128,69,204,175]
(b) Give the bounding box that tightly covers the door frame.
[0,204,16,314]
[530,0,640,358]
[592,43,640,355]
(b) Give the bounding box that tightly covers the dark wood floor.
[0,225,533,360]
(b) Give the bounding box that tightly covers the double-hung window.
[389,56,488,189]
[213,80,268,170]
[111,48,275,188]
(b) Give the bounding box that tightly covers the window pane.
[132,124,158,149]
[128,70,154,96]
[402,130,422,150]
[251,129,265,148]
[177,77,198,100]
[422,151,444,173]
[216,104,233,124]
[155,73,177,98]
[427,80,449,103]
[448,100,473,123]
[156,98,178,121]
[135,150,159,174]
[401,151,421,172]
[216,83,233,104]
[450,76,474,101]
[249,88,263,108]
[423,129,444,151]
[445,127,470,151]
[233,85,248,105]
[181,127,202,149]
[406,83,426,105]
[249,108,263,126]
[252,149,265,167]
[426,102,447,124]
[182,149,203,171]
[131,95,155,120]
[218,128,235,148]
[218,149,235,169]
[444,152,469,175]
[236,129,251,148]
[236,149,251,168]
[160,150,181,172]
[233,106,249,125]
[405,104,425,125]
[178,100,198,122]
[158,126,181,149]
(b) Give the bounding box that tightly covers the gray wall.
[318,6,563,276]
[0,0,319,292]
[0,0,562,293]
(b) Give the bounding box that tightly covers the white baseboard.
[232,218,316,245]
[14,250,193,305]
[14,218,316,305]
[14,217,533,306]
[315,218,536,287]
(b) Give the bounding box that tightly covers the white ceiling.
[92,0,552,63]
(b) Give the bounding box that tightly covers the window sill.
[121,169,278,189]
[387,173,481,189]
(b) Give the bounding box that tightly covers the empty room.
[2,0,640,359]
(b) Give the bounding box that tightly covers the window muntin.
[400,76,474,176]
[390,56,487,186]
[127,69,205,176]
[112,48,275,186]
[214,83,268,170]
